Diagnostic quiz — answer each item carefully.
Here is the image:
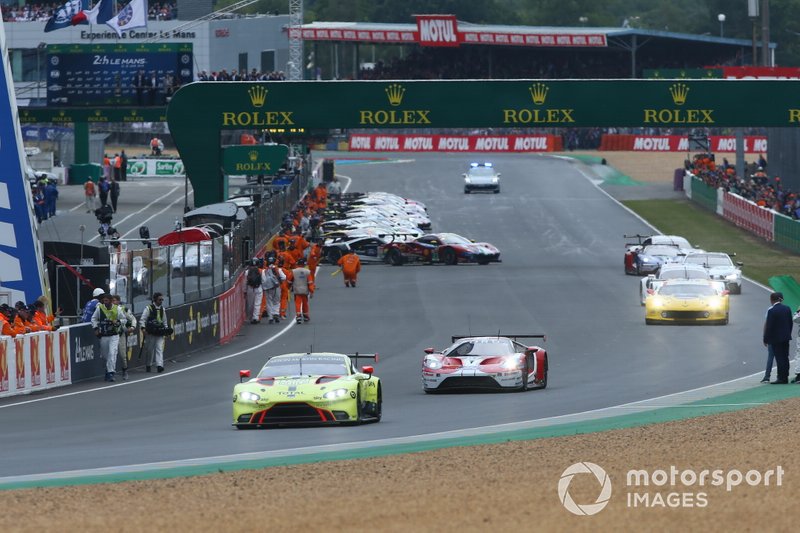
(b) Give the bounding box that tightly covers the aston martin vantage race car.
[382,233,501,266]
[644,279,729,325]
[233,352,382,428]
[422,335,548,392]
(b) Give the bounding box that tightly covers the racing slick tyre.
[476,257,490,265]
[539,358,548,390]
[730,284,742,295]
[464,188,470,194]
[363,384,382,422]
[517,358,531,392]
[493,188,500,194]
[388,248,404,266]
[326,248,342,264]
[441,248,457,265]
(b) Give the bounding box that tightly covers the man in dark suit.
[134,70,146,105]
[764,292,793,384]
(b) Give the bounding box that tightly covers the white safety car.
[682,252,744,294]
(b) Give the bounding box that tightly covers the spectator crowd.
[688,153,800,219]
[1,1,176,22]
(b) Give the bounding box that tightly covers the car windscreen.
[446,340,514,356]
[685,255,733,267]
[439,234,473,245]
[642,245,679,257]
[661,269,708,280]
[259,357,348,377]
[468,168,496,177]
[658,284,718,297]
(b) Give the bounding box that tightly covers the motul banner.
[721,67,800,79]
[348,134,563,152]
[721,192,775,241]
[290,19,606,48]
[600,134,767,153]
[416,15,459,47]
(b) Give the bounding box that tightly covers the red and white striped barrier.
[721,191,775,241]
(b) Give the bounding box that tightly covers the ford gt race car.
[422,335,548,392]
[383,233,501,266]
[644,279,729,325]
[233,352,381,428]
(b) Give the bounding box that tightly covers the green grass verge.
[622,198,800,288]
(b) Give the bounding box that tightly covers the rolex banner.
[222,145,289,175]
[0,20,46,305]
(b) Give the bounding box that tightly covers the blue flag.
[43,0,88,33]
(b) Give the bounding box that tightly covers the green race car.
[233,352,382,428]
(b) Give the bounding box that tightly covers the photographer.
[263,257,285,323]
[140,293,171,373]
[91,292,128,383]
[112,295,136,381]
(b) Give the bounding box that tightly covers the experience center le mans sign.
[166,79,800,206]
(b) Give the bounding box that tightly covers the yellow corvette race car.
[645,279,729,325]
[233,352,381,428]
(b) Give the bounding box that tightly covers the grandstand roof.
[293,17,769,50]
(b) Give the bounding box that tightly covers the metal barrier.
[107,169,310,314]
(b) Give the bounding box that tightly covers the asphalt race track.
[0,153,770,478]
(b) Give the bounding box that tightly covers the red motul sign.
[416,15,460,47]
[349,134,562,152]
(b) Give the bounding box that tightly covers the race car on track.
[322,234,390,264]
[463,162,501,194]
[639,263,723,305]
[624,234,700,275]
[682,252,743,294]
[626,244,685,276]
[232,352,382,428]
[644,279,729,325]
[422,335,548,392]
[382,232,501,266]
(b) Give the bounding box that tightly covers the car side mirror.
[361,365,374,375]
[424,347,435,354]
[239,370,250,382]
[496,173,501,177]
[736,261,743,267]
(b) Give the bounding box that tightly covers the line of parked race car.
[624,234,744,325]
[320,191,501,266]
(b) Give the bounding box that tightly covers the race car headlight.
[464,177,472,184]
[650,297,664,308]
[238,391,261,402]
[708,297,725,310]
[491,177,499,183]
[323,388,348,400]
[639,256,652,263]
[725,273,740,280]
[502,357,522,370]
[424,357,442,369]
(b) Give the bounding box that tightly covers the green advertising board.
[222,144,289,175]
[166,79,800,207]
[19,107,168,124]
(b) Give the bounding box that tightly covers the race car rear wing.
[624,234,651,247]
[451,334,546,343]
[346,352,380,364]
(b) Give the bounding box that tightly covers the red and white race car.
[422,335,548,393]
